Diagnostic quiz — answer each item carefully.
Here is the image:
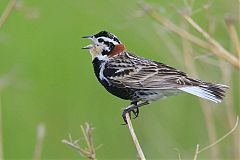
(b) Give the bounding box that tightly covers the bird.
[82,31,228,124]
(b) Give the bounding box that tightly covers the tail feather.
[179,83,228,103]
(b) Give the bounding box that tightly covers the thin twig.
[126,112,146,160]
[62,138,90,156]
[198,116,239,154]
[174,148,182,160]
[193,144,200,160]
[193,116,239,160]
[62,123,97,160]
[0,0,16,30]
[33,123,46,160]
[80,123,96,158]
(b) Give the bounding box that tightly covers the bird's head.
[82,31,126,60]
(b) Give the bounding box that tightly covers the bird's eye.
[98,38,104,43]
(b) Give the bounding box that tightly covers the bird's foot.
[121,101,149,125]
[121,106,139,125]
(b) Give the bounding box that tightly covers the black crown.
[94,31,120,44]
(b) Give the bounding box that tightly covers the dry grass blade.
[0,0,16,30]
[62,123,97,160]
[126,112,146,160]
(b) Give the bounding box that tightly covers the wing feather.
[104,52,190,89]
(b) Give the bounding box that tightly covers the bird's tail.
[179,82,228,103]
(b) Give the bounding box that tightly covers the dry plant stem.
[200,116,238,153]
[81,123,96,159]
[125,112,146,160]
[138,0,240,69]
[225,18,240,57]
[193,116,239,160]
[62,123,96,160]
[0,0,16,30]
[33,123,45,160]
[174,148,182,160]
[62,139,91,156]
[182,15,240,69]
[193,144,200,160]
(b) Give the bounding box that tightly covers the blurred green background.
[0,0,239,159]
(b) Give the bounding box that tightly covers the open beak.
[82,44,94,49]
[82,35,94,49]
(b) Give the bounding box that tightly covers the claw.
[132,107,139,119]
[121,101,149,124]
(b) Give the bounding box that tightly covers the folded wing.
[103,52,227,103]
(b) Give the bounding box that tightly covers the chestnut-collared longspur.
[82,31,228,124]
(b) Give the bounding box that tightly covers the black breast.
[92,58,134,100]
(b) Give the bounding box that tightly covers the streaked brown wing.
[104,52,193,90]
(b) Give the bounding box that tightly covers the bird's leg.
[122,101,149,124]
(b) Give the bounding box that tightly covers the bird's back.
[102,52,227,102]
